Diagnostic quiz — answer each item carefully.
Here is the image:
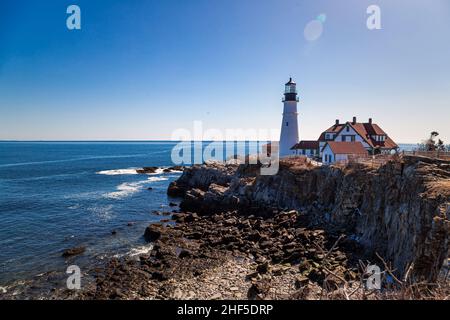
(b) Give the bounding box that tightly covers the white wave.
[97,168,138,175]
[145,168,165,175]
[147,176,168,182]
[105,182,144,199]
[106,177,168,199]
[112,244,154,259]
[97,167,182,176]
[127,244,154,257]
[104,176,168,199]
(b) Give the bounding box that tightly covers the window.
[286,122,289,127]
[351,136,355,142]
[346,126,350,132]
[342,136,346,142]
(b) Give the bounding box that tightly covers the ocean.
[0,141,267,287]
[0,141,416,287]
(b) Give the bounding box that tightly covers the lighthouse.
[279,78,299,157]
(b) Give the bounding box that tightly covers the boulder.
[136,166,159,174]
[144,224,164,242]
[62,246,86,257]
[256,261,269,274]
[167,181,185,197]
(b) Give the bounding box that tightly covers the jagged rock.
[51,156,448,301]
[168,156,450,282]
[247,280,270,300]
[167,181,184,197]
[256,261,269,274]
[144,224,164,242]
[171,213,187,222]
[184,212,199,222]
[136,166,159,174]
[294,275,309,289]
[62,246,86,257]
[178,249,193,259]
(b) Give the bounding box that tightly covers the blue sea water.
[0,141,267,287]
[0,141,416,287]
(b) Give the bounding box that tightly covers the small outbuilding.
[291,140,320,158]
[322,141,367,164]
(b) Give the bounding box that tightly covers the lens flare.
[317,13,327,23]
[304,20,323,41]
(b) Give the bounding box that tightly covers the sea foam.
[96,168,138,175]
[104,176,168,199]
[97,167,168,176]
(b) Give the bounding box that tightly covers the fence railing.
[338,155,389,168]
[402,150,450,160]
[282,150,450,169]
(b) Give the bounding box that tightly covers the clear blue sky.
[0,0,449,142]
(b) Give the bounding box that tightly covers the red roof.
[291,140,319,150]
[318,124,345,140]
[345,122,398,150]
[318,120,398,150]
[324,141,367,155]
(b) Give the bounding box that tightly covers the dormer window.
[372,135,386,142]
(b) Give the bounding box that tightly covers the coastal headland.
[3,155,449,300]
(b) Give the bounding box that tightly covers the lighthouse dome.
[285,77,296,85]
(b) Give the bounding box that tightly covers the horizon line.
[0,139,421,145]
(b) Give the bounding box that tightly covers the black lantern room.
[283,78,299,102]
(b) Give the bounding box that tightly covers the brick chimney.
[368,118,372,124]
[352,116,357,124]
[335,119,339,125]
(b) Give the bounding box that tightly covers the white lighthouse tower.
[279,78,299,157]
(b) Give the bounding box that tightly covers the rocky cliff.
[168,156,450,282]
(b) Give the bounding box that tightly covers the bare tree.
[418,131,446,151]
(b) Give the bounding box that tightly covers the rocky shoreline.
[1,157,449,300]
[169,156,450,282]
[79,209,367,300]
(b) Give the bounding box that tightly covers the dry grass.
[313,261,450,300]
